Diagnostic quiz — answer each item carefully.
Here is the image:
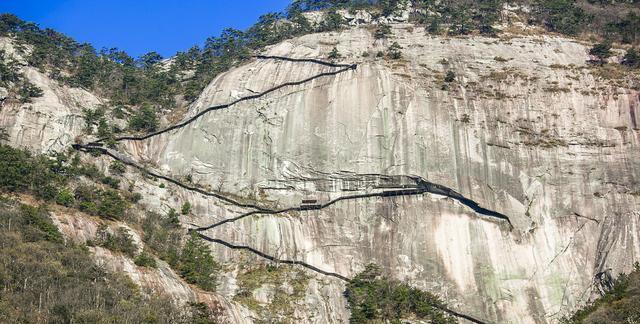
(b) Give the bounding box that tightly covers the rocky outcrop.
[0,86,8,101]
[117,25,640,323]
[43,200,254,324]
[4,20,640,324]
[0,37,101,153]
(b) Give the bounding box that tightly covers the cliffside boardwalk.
[74,55,505,324]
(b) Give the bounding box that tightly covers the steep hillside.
[1,2,640,324]
[111,23,640,323]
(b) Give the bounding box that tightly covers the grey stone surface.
[4,22,640,323]
[126,27,640,323]
[0,87,7,101]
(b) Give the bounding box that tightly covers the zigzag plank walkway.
[75,55,497,324]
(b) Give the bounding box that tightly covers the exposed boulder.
[0,86,7,101]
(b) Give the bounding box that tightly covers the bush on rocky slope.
[589,41,613,64]
[0,144,131,220]
[141,211,183,267]
[128,104,159,132]
[92,225,138,258]
[141,212,220,291]
[345,264,455,323]
[0,50,43,103]
[0,144,67,200]
[623,47,640,68]
[0,199,195,323]
[0,143,220,292]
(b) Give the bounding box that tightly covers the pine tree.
[128,104,158,132]
[179,232,218,291]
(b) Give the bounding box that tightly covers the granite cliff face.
[2,18,640,324]
[0,38,101,153]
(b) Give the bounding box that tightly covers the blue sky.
[0,0,291,58]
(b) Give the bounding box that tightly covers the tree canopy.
[345,264,455,323]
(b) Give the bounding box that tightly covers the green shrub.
[374,24,392,39]
[0,49,21,86]
[34,184,59,201]
[75,162,102,180]
[446,4,473,35]
[96,118,112,139]
[345,264,455,323]
[444,70,456,82]
[97,225,137,257]
[532,0,590,35]
[476,0,502,35]
[0,145,69,200]
[17,81,43,103]
[168,208,180,225]
[128,105,158,132]
[387,42,402,59]
[328,47,342,60]
[96,189,127,220]
[380,0,402,16]
[141,212,181,267]
[318,9,345,32]
[134,250,158,268]
[607,12,640,44]
[0,127,8,142]
[589,42,612,64]
[55,189,75,207]
[74,184,97,202]
[181,202,192,215]
[622,48,639,68]
[425,15,441,34]
[74,186,128,220]
[109,160,126,175]
[82,107,105,134]
[78,201,98,214]
[19,204,63,243]
[129,192,143,203]
[0,144,34,191]
[111,105,126,119]
[100,176,120,189]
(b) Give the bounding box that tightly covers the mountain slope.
[1,4,640,324]
[108,20,640,323]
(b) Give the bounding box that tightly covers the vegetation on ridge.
[0,49,43,103]
[0,199,211,323]
[0,143,221,293]
[2,0,638,139]
[1,1,640,322]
